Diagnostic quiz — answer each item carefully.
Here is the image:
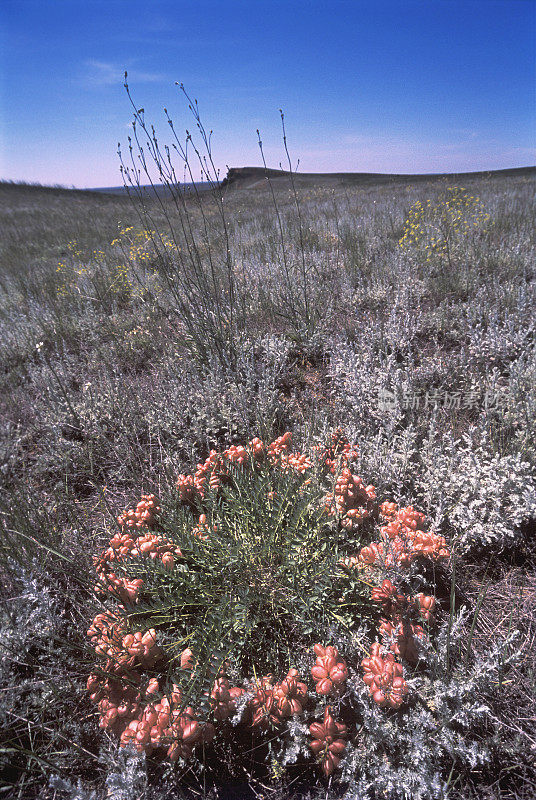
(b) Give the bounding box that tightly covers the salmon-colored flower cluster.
[313,428,359,474]
[309,706,348,777]
[266,432,293,459]
[311,644,348,695]
[117,678,214,759]
[123,700,211,761]
[361,643,408,709]
[179,647,195,670]
[369,579,436,667]
[136,532,182,570]
[371,579,408,617]
[273,669,309,717]
[335,503,449,710]
[249,670,308,728]
[371,581,436,623]
[117,494,161,529]
[191,513,217,541]
[87,612,163,670]
[323,469,376,531]
[119,629,163,667]
[374,586,433,627]
[87,496,207,757]
[95,530,182,581]
[87,647,217,760]
[337,554,361,570]
[96,531,137,568]
[358,503,450,568]
[378,619,425,664]
[360,575,437,704]
[95,573,144,604]
[177,434,307,505]
[258,432,314,474]
[176,431,360,514]
[210,676,245,721]
[176,450,226,505]
[413,592,436,621]
[87,669,142,732]
[87,611,124,661]
[175,431,362,510]
[95,495,182,579]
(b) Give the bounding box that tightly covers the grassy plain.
[0,167,535,799]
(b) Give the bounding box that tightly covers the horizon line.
[1,164,534,192]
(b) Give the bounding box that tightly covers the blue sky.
[1,0,535,188]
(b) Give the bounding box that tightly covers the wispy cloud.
[82,60,166,88]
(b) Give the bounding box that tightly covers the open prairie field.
[1,168,535,800]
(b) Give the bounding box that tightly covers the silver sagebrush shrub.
[417,427,536,554]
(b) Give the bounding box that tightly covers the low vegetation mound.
[85,430,496,788]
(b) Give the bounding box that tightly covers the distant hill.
[90,181,216,197]
[2,166,534,200]
[0,180,216,201]
[0,180,126,200]
[220,165,536,191]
